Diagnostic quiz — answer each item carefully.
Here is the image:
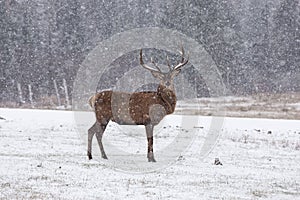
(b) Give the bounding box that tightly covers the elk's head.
[140,47,189,91]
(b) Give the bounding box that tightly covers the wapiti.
[88,47,189,162]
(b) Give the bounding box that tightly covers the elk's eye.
[166,81,171,86]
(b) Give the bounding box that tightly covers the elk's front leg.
[145,124,156,162]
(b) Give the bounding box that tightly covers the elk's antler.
[173,46,189,71]
[140,47,189,73]
[140,49,161,73]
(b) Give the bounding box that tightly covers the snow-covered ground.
[0,108,299,199]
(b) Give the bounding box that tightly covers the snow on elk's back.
[0,108,299,199]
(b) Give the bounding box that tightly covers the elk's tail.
[88,95,96,109]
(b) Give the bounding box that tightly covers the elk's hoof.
[148,157,156,162]
[147,152,156,162]
[102,154,108,159]
[87,152,93,160]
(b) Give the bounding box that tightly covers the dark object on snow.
[0,116,5,120]
[177,155,185,161]
[214,158,223,166]
[267,131,272,134]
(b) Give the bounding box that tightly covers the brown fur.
[91,85,176,125]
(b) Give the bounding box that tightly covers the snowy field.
[0,108,299,199]
[176,93,300,120]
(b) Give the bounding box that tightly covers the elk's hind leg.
[87,122,97,160]
[87,121,108,160]
[95,122,108,159]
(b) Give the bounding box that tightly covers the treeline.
[0,0,299,107]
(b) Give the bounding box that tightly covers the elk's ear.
[151,71,164,79]
[172,69,181,77]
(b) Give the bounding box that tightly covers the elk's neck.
[157,84,177,114]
